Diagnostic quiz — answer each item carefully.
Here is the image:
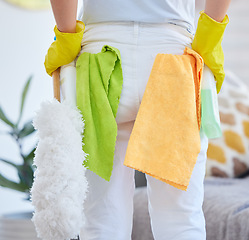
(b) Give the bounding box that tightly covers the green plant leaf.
[0,106,15,128]
[23,147,36,164]
[18,120,35,138]
[0,173,28,192]
[0,158,18,168]
[0,159,34,190]
[16,75,32,126]
[17,164,34,189]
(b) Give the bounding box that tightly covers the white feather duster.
[30,64,88,240]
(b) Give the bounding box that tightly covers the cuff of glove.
[198,10,229,39]
[54,20,85,38]
[200,10,229,25]
[193,10,229,50]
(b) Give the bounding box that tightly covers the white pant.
[79,21,209,240]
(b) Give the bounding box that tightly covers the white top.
[81,0,196,35]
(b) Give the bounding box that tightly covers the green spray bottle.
[201,65,222,139]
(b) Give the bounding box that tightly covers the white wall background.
[0,0,82,215]
[0,1,55,215]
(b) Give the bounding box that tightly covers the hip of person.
[79,20,194,55]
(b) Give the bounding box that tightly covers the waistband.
[84,20,194,36]
[82,21,194,47]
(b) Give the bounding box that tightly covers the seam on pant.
[133,22,141,112]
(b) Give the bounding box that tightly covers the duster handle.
[71,236,80,240]
[52,68,61,102]
[52,67,81,240]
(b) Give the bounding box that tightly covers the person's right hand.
[44,20,85,77]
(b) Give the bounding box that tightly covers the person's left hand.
[192,11,229,93]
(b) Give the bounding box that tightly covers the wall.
[0,1,56,215]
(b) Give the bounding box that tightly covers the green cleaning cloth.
[76,44,123,181]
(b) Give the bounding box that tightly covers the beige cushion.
[205,71,249,178]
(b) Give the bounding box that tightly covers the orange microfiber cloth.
[124,47,204,191]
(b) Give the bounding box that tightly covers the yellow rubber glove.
[44,20,85,76]
[192,11,229,93]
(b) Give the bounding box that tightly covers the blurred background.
[0,0,84,216]
[0,0,248,239]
